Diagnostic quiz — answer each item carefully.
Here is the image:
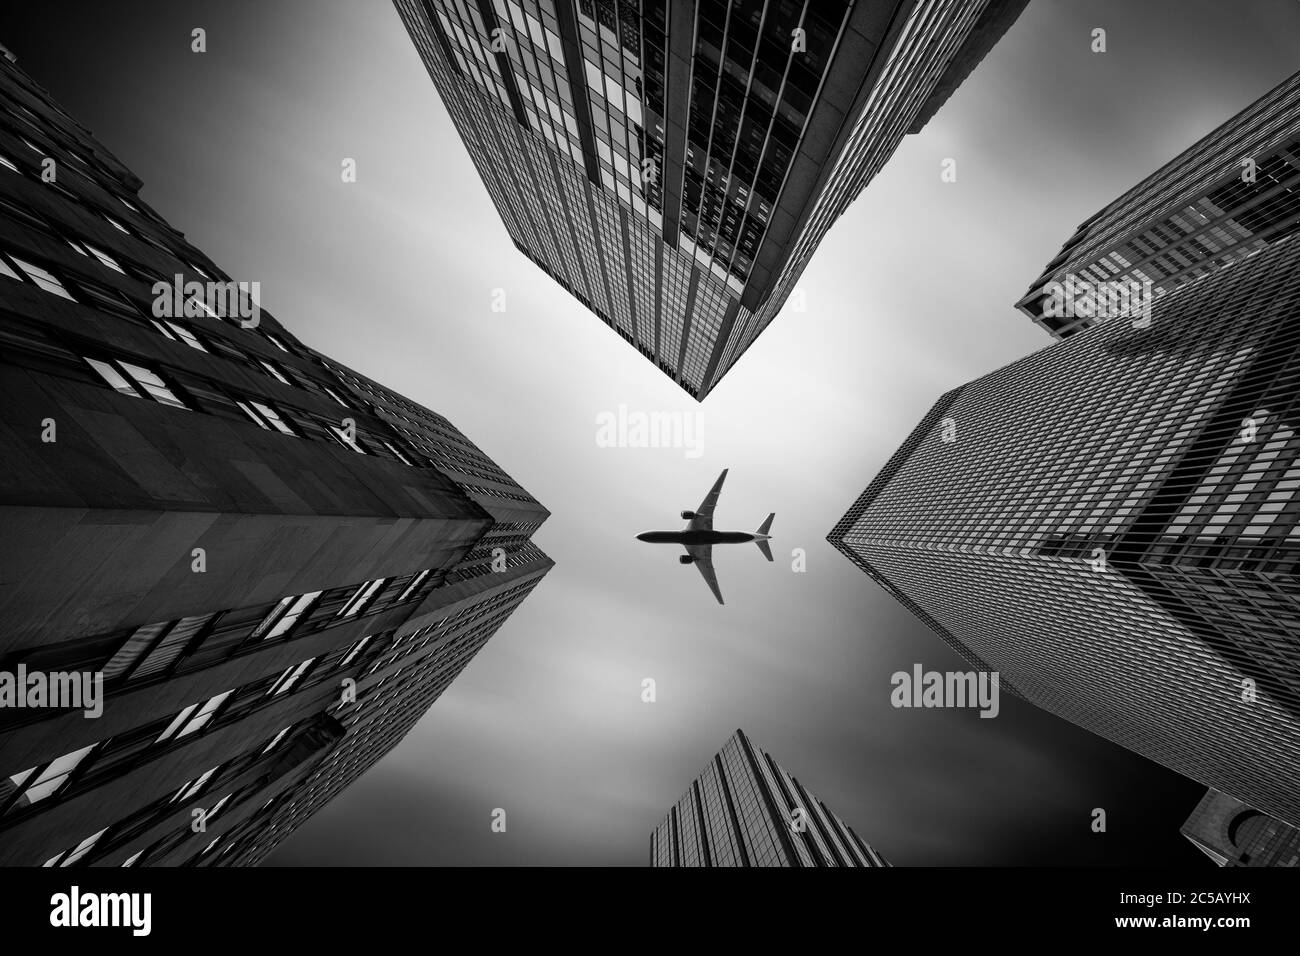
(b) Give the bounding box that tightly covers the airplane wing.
[685,544,724,605]
[686,468,728,531]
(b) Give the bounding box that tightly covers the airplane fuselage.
[637,530,758,545]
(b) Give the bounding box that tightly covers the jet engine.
[680,510,695,520]
[678,554,695,564]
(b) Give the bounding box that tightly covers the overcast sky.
[3,0,1298,865]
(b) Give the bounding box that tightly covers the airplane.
[635,468,774,605]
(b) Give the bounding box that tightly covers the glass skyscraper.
[0,48,551,866]
[396,0,1028,398]
[1017,68,1300,340]
[650,728,889,866]
[830,230,1300,829]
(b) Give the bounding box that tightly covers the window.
[382,441,413,465]
[264,333,291,353]
[0,152,16,172]
[208,793,232,820]
[129,615,211,680]
[397,569,430,602]
[155,703,198,744]
[102,621,169,681]
[104,214,130,234]
[250,591,320,640]
[152,319,207,352]
[46,827,108,867]
[338,578,386,617]
[176,765,219,802]
[10,256,74,300]
[339,635,372,667]
[85,243,125,274]
[268,657,316,696]
[85,357,190,409]
[261,726,292,755]
[235,399,297,435]
[259,360,290,385]
[121,849,144,867]
[328,422,367,454]
[74,281,144,320]
[155,690,231,744]
[84,357,139,398]
[10,743,97,806]
[186,294,222,321]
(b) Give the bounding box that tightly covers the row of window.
[0,627,382,826]
[49,335,410,462]
[0,148,306,372]
[42,718,302,868]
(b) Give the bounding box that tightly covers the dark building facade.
[650,728,889,866]
[0,47,551,866]
[1181,788,1300,867]
[395,0,1028,398]
[1017,68,1300,339]
[830,231,1300,828]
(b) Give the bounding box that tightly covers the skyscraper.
[1016,68,1300,339]
[395,0,1028,398]
[1181,789,1300,867]
[830,230,1300,828]
[650,728,889,866]
[0,46,551,866]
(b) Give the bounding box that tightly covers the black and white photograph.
[0,0,1295,940]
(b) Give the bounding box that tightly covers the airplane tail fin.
[755,513,775,561]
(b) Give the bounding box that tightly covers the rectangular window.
[186,294,222,321]
[397,569,430,602]
[176,765,219,802]
[251,591,321,641]
[236,399,297,435]
[85,357,140,398]
[208,793,232,819]
[151,319,207,352]
[130,614,212,680]
[340,635,372,667]
[58,828,108,867]
[261,726,292,755]
[85,243,125,274]
[155,702,199,744]
[382,441,413,465]
[250,401,296,435]
[11,256,74,300]
[175,690,232,739]
[259,359,290,385]
[269,657,316,696]
[338,579,386,618]
[328,422,367,454]
[16,744,97,805]
[119,361,188,409]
